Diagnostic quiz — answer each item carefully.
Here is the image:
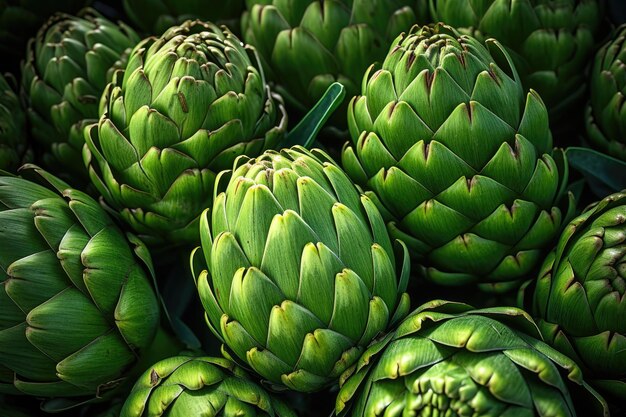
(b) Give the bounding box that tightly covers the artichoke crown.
[336,300,608,417]
[586,25,626,160]
[428,0,602,116]
[84,20,287,246]
[242,0,420,110]
[194,146,410,393]
[342,24,572,291]
[21,9,139,179]
[0,167,159,401]
[527,191,626,398]
[120,356,296,417]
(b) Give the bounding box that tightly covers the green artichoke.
[84,20,287,247]
[586,25,626,161]
[192,146,411,393]
[21,9,140,182]
[336,300,608,417]
[0,0,90,73]
[120,356,297,416]
[521,191,626,400]
[123,0,245,35]
[0,73,28,172]
[342,24,574,292]
[429,0,603,121]
[242,0,423,117]
[0,166,160,406]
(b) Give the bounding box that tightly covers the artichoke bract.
[192,146,410,393]
[84,20,287,247]
[123,0,245,35]
[0,166,160,404]
[586,25,626,161]
[342,24,573,292]
[336,300,609,417]
[21,9,140,183]
[120,356,296,417]
[522,191,626,400]
[0,73,29,172]
[429,0,602,122]
[242,0,422,117]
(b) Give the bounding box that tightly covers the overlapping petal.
[21,9,139,181]
[523,191,626,399]
[84,20,287,246]
[120,356,295,417]
[242,0,423,116]
[0,167,159,404]
[586,25,626,161]
[192,146,410,392]
[336,301,608,416]
[342,24,573,290]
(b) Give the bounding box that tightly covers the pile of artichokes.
[0,1,625,416]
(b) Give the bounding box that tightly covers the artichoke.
[120,356,296,416]
[586,25,626,161]
[242,0,423,117]
[342,24,573,292]
[429,0,603,122]
[521,191,626,400]
[0,0,90,73]
[0,166,160,407]
[21,9,140,183]
[84,20,287,247]
[192,146,411,393]
[336,300,609,417]
[0,73,28,172]
[123,0,245,35]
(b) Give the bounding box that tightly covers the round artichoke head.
[0,167,160,404]
[242,0,423,115]
[342,24,573,292]
[429,0,603,121]
[84,20,287,247]
[586,25,626,161]
[524,191,626,400]
[336,300,609,417]
[193,146,410,392]
[123,0,245,35]
[21,8,140,182]
[0,73,28,172]
[120,356,296,416]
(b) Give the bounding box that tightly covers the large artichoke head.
[193,146,410,393]
[336,300,608,417]
[242,0,422,114]
[429,0,602,120]
[0,167,160,404]
[21,9,139,182]
[0,73,28,172]
[586,25,626,161]
[522,191,626,399]
[342,24,573,292]
[120,356,296,416]
[84,20,287,247]
[123,0,245,35]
